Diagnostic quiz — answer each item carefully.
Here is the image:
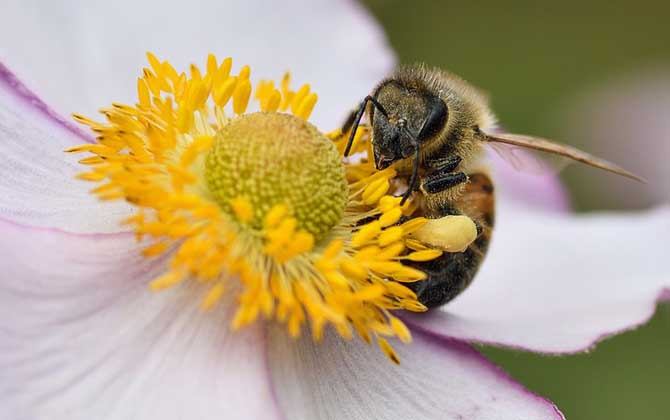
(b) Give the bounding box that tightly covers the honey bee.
[343,64,642,309]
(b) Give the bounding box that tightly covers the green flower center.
[205,112,348,240]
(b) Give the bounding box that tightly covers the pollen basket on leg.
[67,53,452,363]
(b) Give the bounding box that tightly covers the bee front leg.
[420,155,468,194]
[421,171,468,194]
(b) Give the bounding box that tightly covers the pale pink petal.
[0,0,394,130]
[0,219,280,420]
[0,66,133,232]
[403,205,669,353]
[267,326,563,420]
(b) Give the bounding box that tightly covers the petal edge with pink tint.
[268,325,563,420]
[0,66,133,233]
[402,206,669,354]
[0,219,281,420]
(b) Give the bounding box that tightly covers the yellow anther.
[376,242,405,260]
[323,239,344,259]
[379,207,403,227]
[390,317,412,343]
[217,57,233,81]
[296,93,318,120]
[400,217,428,234]
[378,338,400,365]
[206,54,218,77]
[149,271,185,291]
[291,231,315,255]
[137,78,151,107]
[290,84,310,113]
[379,226,403,247]
[362,178,390,205]
[238,64,251,80]
[340,259,369,281]
[214,77,237,107]
[190,63,202,80]
[264,204,289,229]
[405,249,443,262]
[146,52,162,76]
[390,266,427,282]
[379,195,402,213]
[353,284,385,301]
[201,283,225,310]
[233,79,252,114]
[351,221,381,248]
[142,242,169,257]
[262,89,282,112]
[231,196,254,223]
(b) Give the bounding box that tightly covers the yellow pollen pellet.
[231,196,254,223]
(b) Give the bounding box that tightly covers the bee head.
[370,81,448,170]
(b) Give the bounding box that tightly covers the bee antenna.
[343,95,388,157]
[400,126,420,206]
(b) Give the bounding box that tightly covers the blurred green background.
[361,1,669,419]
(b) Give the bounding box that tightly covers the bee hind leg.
[407,172,495,308]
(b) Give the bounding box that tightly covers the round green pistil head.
[205,112,348,240]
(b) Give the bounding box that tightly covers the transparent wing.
[482,132,644,182]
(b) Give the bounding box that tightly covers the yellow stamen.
[70,53,459,363]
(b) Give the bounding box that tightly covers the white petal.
[403,205,670,353]
[0,0,394,130]
[0,221,281,420]
[0,67,133,232]
[268,326,563,420]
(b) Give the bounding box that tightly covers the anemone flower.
[1,2,668,420]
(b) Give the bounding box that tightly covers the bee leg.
[407,172,495,308]
[421,172,468,194]
[426,155,462,172]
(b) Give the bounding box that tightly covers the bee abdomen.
[407,173,495,308]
